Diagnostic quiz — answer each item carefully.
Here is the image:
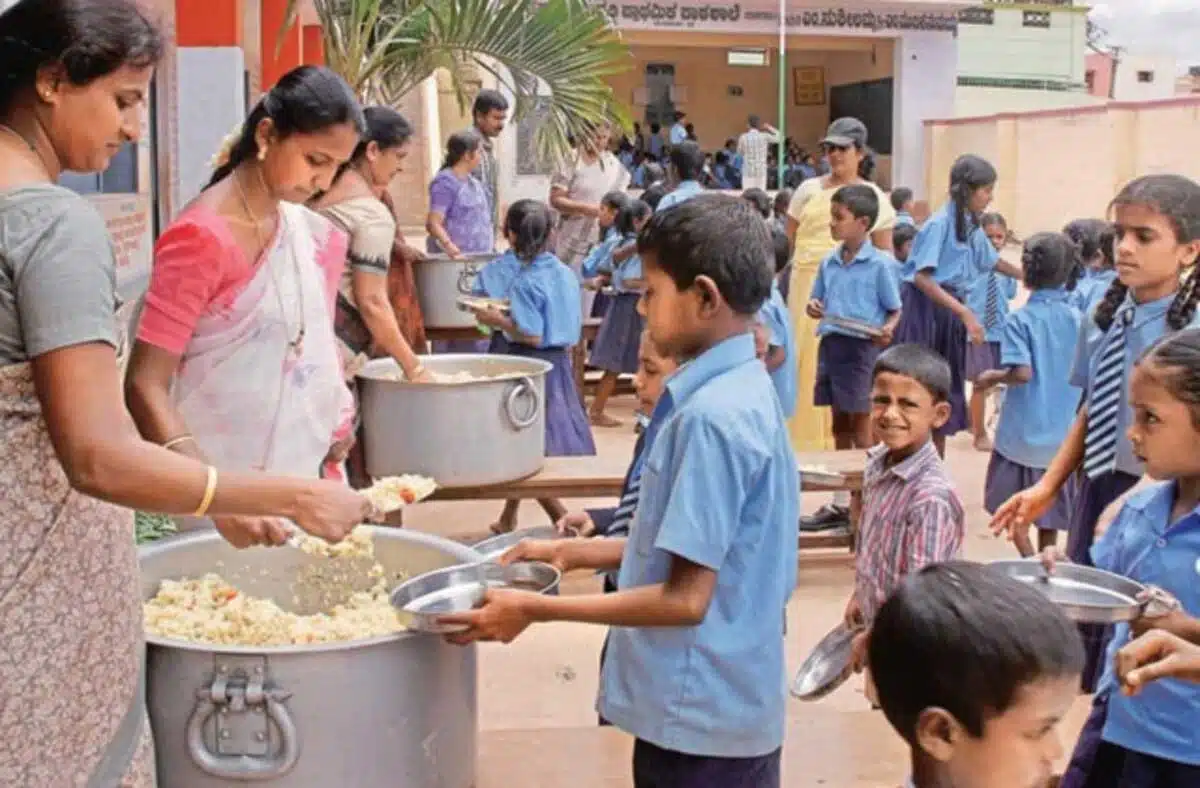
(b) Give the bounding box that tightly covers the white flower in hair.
[209,123,245,171]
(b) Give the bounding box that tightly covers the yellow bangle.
[194,465,218,517]
[163,434,195,451]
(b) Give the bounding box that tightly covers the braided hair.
[1021,232,1081,292]
[1138,328,1200,427]
[1094,174,1200,331]
[948,155,997,244]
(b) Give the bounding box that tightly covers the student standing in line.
[964,212,1019,452]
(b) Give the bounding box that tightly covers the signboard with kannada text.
[593,3,959,35]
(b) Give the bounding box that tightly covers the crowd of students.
[445,134,1200,788]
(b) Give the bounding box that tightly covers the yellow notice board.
[793,66,826,107]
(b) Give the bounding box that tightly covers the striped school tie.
[607,474,641,539]
[1083,307,1134,479]
[984,274,1000,330]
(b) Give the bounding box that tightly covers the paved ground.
[403,396,1093,787]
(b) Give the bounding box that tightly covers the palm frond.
[286,0,630,167]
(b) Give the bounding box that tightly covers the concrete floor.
[402,398,1094,787]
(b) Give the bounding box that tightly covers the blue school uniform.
[580,228,622,280]
[507,253,596,457]
[589,235,645,375]
[471,250,521,299]
[1091,483,1200,767]
[598,333,799,760]
[984,289,1082,529]
[964,270,1019,379]
[895,203,1000,436]
[811,241,901,414]
[757,283,796,419]
[1072,268,1118,316]
[655,180,704,212]
[895,211,915,227]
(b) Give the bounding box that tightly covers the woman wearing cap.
[786,117,894,528]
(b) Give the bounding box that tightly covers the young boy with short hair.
[442,194,800,787]
[891,187,915,226]
[870,562,1084,788]
[755,226,796,418]
[846,344,965,683]
[807,183,902,451]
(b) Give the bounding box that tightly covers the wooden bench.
[425,319,603,407]
[428,450,867,553]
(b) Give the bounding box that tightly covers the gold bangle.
[163,434,195,451]
[194,465,218,517]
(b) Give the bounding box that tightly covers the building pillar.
[302,24,325,66]
[175,0,248,200]
[261,0,303,89]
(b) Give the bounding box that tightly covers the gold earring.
[257,146,267,162]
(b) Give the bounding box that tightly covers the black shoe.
[799,504,849,532]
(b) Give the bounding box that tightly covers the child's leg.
[849,412,873,449]
[489,499,520,534]
[830,409,854,450]
[589,372,622,427]
[537,497,567,523]
[969,382,993,451]
[1037,527,1058,552]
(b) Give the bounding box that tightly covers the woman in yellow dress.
[787,118,895,527]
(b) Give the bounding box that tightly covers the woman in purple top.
[425,130,494,258]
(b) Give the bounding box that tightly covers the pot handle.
[504,376,540,430]
[186,686,300,781]
[456,260,483,295]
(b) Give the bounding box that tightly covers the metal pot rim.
[356,354,552,388]
[139,526,484,654]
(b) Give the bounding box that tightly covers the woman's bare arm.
[425,213,461,257]
[124,341,203,459]
[549,186,599,219]
[351,270,422,378]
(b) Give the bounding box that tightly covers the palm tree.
[286,0,630,164]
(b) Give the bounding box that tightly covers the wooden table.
[428,449,867,552]
[425,319,603,406]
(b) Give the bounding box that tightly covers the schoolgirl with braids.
[128,65,369,496]
[1064,217,1118,315]
[992,173,1200,694]
[893,155,1023,456]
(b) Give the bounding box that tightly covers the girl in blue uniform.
[894,155,1023,456]
[976,232,1083,555]
[588,199,652,428]
[964,212,1018,451]
[1064,217,1118,316]
[992,173,1200,692]
[472,200,597,534]
[582,191,631,319]
[1056,327,1200,788]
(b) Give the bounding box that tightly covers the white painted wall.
[892,31,957,198]
[1112,54,1179,102]
[176,47,247,204]
[957,7,1087,82]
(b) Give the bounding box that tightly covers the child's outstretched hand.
[439,588,534,645]
[991,484,1055,543]
[963,312,986,345]
[556,511,596,537]
[805,299,825,320]
[1039,545,1068,574]
[1116,630,1200,695]
[843,594,864,629]
[850,629,870,674]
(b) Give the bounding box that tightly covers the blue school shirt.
[993,289,1083,469]
[471,250,522,299]
[1071,268,1118,315]
[757,283,796,418]
[895,211,915,227]
[965,271,1019,343]
[902,203,999,296]
[580,229,622,279]
[669,123,688,146]
[1070,292,1200,476]
[598,333,800,757]
[656,180,704,212]
[609,234,643,294]
[810,241,903,338]
[508,253,582,348]
[1092,482,1200,766]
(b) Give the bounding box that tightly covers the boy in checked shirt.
[844,344,966,703]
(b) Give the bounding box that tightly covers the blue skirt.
[591,290,612,319]
[814,333,879,414]
[505,343,596,458]
[1060,692,1200,788]
[589,292,644,374]
[984,452,1074,531]
[1067,469,1140,693]
[894,282,968,437]
[633,740,781,788]
[964,340,1001,382]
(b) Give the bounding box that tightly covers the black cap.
[822,117,867,148]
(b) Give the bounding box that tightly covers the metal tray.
[825,315,884,339]
[456,295,511,314]
[988,559,1146,624]
[790,622,861,701]
[799,467,846,487]
[390,561,561,634]
[472,526,562,562]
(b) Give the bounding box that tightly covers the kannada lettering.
[741,7,958,33]
[601,2,743,26]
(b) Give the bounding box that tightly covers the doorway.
[644,63,676,128]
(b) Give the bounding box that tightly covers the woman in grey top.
[0,2,369,785]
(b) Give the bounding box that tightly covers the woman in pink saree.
[126,66,366,540]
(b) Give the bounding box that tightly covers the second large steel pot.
[357,354,550,487]
[140,527,483,788]
[413,253,495,329]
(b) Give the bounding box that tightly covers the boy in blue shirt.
[891,186,916,227]
[870,562,1083,788]
[441,195,800,788]
[755,227,797,418]
[656,141,706,212]
[807,183,903,452]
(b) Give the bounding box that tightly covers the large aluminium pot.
[357,354,550,488]
[413,252,496,329]
[140,527,483,787]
